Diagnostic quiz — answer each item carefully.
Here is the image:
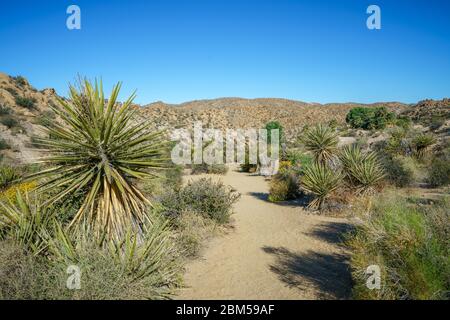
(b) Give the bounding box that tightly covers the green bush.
[395,116,412,130]
[381,155,418,187]
[0,138,10,151]
[346,106,395,130]
[347,193,449,300]
[427,158,450,187]
[172,210,217,258]
[268,171,300,202]
[0,116,19,128]
[160,178,240,224]
[0,105,12,116]
[191,163,228,175]
[15,96,36,109]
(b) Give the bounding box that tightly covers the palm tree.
[27,79,170,241]
[301,124,339,165]
[301,163,342,210]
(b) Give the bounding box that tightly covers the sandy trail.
[176,168,352,300]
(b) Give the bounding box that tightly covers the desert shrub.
[5,87,18,97]
[0,105,12,116]
[0,115,19,128]
[380,155,418,187]
[346,106,395,130]
[395,115,412,130]
[15,96,36,109]
[427,158,450,187]
[301,163,342,210]
[0,138,10,151]
[301,124,339,165]
[143,165,184,197]
[33,110,56,127]
[160,178,240,224]
[13,76,27,87]
[171,210,217,258]
[268,171,300,202]
[191,163,228,175]
[347,193,449,300]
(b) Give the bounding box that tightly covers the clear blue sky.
[1,0,449,104]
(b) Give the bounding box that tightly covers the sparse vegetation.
[0,105,12,116]
[160,178,240,224]
[268,170,300,202]
[347,193,449,300]
[0,138,10,151]
[0,115,20,128]
[15,96,36,109]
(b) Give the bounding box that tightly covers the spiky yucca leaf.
[0,191,54,255]
[301,163,342,210]
[27,79,170,241]
[301,124,339,165]
[340,145,385,195]
[412,134,436,159]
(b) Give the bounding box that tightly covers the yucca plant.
[301,163,342,210]
[412,133,436,159]
[0,191,54,255]
[0,165,21,190]
[339,145,385,195]
[301,124,339,165]
[27,79,170,241]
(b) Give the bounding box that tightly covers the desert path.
[176,168,353,300]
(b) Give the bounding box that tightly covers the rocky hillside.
[0,72,60,164]
[141,98,408,141]
[1,72,448,165]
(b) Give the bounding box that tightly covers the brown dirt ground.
[176,167,353,300]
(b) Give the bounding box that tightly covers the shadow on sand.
[248,192,312,208]
[262,246,352,299]
[306,221,354,245]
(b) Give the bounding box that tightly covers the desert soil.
[176,167,353,300]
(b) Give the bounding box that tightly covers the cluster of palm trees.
[300,124,385,210]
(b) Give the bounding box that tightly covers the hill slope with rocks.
[0,72,60,164]
[141,98,409,140]
[1,72,448,164]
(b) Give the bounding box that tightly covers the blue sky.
[0,0,449,104]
